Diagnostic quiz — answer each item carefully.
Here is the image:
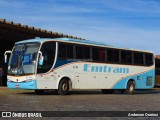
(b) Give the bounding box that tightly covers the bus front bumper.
[7,80,37,89]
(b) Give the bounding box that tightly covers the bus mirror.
[39,56,44,65]
[38,51,44,65]
[4,50,11,63]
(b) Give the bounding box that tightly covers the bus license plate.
[15,84,20,88]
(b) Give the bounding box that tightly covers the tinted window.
[67,44,73,59]
[37,42,56,73]
[113,50,119,62]
[58,43,66,59]
[92,48,99,61]
[145,53,153,66]
[99,49,105,61]
[107,49,119,62]
[76,46,83,59]
[134,52,144,65]
[121,51,132,64]
[83,46,90,60]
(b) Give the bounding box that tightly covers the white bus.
[5,37,155,95]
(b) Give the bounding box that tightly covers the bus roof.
[15,37,153,53]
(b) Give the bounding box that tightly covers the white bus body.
[6,38,155,94]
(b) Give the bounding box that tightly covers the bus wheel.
[125,81,135,94]
[101,89,114,94]
[58,79,69,95]
[35,90,44,95]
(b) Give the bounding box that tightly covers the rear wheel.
[57,79,70,95]
[101,89,114,94]
[125,81,135,94]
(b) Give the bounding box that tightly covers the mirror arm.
[4,50,12,56]
[4,50,12,63]
[38,51,43,57]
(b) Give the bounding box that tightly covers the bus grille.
[146,76,153,86]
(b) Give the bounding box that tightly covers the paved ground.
[0,87,160,120]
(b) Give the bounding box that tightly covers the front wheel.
[57,79,70,95]
[125,81,135,94]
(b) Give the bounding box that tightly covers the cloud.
[0,0,101,14]
[1,0,160,54]
[0,0,29,8]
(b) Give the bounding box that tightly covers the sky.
[1,0,160,54]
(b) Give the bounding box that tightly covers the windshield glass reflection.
[8,43,40,75]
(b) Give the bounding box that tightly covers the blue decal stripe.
[112,69,155,89]
[54,60,74,69]
[53,60,83,70]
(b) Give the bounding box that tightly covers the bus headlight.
[7,79,12,82]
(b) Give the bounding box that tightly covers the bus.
[4,37,155,95]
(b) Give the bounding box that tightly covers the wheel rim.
[62,83,68,91]
[129,84,134,92]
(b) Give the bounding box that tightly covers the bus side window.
[113,50,119,63]
[134,52,144,65]
[121,51,132,64]
[67,44,73,59]
[107,49,119,63]
[145,53,153,66]
[75,46,83,59]
[92,47,99,61]
[83,46,90,60]
[58,43,66,59]
[99,49,105,61]
[107,49,113,62]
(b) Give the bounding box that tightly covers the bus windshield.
[8,42,40,75]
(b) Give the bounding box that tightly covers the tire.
[125,81,135,94]
[57,79,69,95]
[35,90,44,95]
[101,89,114,94]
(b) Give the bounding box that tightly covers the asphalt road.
[0,87,160,120]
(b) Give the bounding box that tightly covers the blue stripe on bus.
[54,59,74,69]
[7,80,37,89]
[112,69,155,89]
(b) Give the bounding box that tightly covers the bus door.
[36,42,56,89]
